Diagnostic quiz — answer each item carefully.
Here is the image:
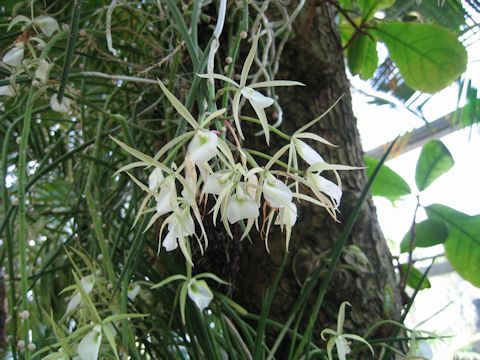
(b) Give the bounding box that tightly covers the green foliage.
[347,33,378,79]
[426,204,480,288]
[371,22,467,93]
[415,139,455,191]
[358,0,395,21]
[0,0,475,359]
[364,156,411,202]
[400,218,448,253]
[399,264,432,290]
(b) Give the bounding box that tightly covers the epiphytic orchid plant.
[112,28,359,266]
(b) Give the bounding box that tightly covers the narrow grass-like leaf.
[58,0,82,103]
[293,137,399,359]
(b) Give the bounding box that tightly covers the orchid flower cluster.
[1,14,73,113]
[113,31,357,267]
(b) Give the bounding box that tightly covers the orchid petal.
[275,202,297,228]
[226,193,259,224]
[77,326,102,360]
[187,129,218,164]
[241,87,274,109]
[155,177,176,216]
[127,283,141,300]
[33,16,59,37]
[162,230,178,251]
[203,172,230,196]
[0,85,14,97]
[3,43,24,66]
[34,59,51,83]
[188,279,213,312]
[149,168,164,191]
[50,94,72,113]
[335,336,351,360]
[263,176,293,208]
[308,174,342,208]
[65,275,95,315]
[294,139,325,165]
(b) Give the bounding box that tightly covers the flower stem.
[18,86,36,360]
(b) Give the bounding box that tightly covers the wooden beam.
[365,114,462,159]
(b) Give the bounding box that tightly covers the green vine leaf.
[400,264,431,290]
[399,218,448,253]
[347,33,378,80]
[415,140,454,192]
[365,156,411,202]
[371,22,467,93]
[426,204,480,288]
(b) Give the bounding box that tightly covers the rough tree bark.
[229,0,403,348]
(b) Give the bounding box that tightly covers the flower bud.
[19,310,29,319]
[50,94,72,114]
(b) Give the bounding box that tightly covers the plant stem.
[18,86,36,360]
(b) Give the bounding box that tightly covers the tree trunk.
[229,0,403,349]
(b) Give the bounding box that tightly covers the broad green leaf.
[399,218,448,253]
[426,204,480,288]
[358,0,395,21]
[347,33,379,80]
[371,22,467,93]
[415,140,454,191]
[364,157,411,202]
[400,264,431,290]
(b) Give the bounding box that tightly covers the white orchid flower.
[241,87,275,109]
[50,94,72,113]
[33,16,59,37]
[197,32,303,144]
[3,42,24,66]
[226,188,259,224]
[127,283,141,300]
[155,176,177,216]
[187,278,213,312]
[162,208,195,251]
[307,172,342,209]
[275,202,297,228]
[187,129,218,164]
[77,325,102,360]
[263,174,293,208]
[321,302,374,360]
[0,85,15,97]
[34,58,51,83]
[65,275,95,315]
[202,171,231,196]
[148,167,164,192]
[294,138,325,166]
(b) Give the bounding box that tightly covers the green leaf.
[371,22,467,93]
[358,0,395,21]
[103,324,120,360]
[426,204,480,288]
[415,140,454,191]
[400,264,431,290]
[364,156,411,202]
[399,218,448,253]
[347,33,379,80]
